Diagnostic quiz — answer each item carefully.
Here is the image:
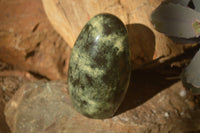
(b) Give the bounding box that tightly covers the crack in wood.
[25,42,41,60]
[32,23,40,33]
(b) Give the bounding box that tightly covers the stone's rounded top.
[86,13,126,33]
[84,13,127,41]
[73,13,128,59]
[88,13,126,27]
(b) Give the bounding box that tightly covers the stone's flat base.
[4,80,200,133]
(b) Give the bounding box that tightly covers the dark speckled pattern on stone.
[68,13,131,119]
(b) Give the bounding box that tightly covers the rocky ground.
[1,52,200,133]
[0,0,200,133]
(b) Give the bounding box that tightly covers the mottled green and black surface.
[68,13,131,119]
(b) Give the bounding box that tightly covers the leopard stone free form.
[68,13,131,119]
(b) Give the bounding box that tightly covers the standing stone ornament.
[68,13,131,119]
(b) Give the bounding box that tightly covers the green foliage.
[182,49,200,95]
[151,0,200,40]
[152,0,200,95]
[193,21,200,35]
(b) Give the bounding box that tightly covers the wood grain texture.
[42,0,196,68]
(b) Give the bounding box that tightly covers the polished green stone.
[68,13,131,119]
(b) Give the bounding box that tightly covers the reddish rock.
[0,89,10,133]
[0,62,34,133]
[44,81,200,133]
[0,0,71,80]
[4,81,71,133]
[4,80,200,133]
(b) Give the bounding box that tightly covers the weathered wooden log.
[42,0,196,68]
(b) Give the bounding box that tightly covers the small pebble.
[179,89,186,97]
[164,112,169,118]
[132,115,138,120]
[112,117,118,122]
[180,112,184,116]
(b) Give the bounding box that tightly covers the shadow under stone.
[116,43,200,115]
[126,23,156,69]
